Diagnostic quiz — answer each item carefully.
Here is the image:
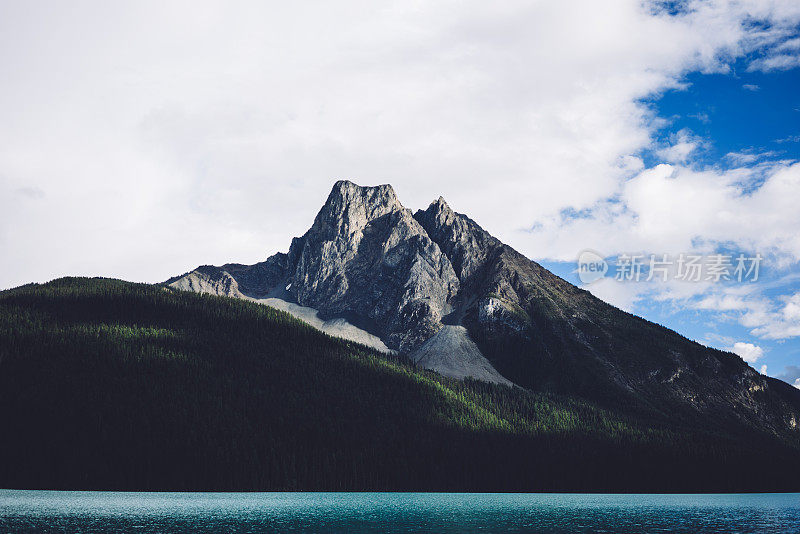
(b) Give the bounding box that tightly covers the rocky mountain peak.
[432,195,449,209]
[423,196,456,226]
[310,180,403,240]
[284,181,459,353]
[329,179,400,209]
[415,198,500,281]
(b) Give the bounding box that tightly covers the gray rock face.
[414,197,501,282]
[165,255,287,299]
[167,266,242,298]
[286,181,459,352]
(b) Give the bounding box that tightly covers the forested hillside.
[0,278,798,491]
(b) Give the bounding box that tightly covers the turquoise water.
[1,491,799,533]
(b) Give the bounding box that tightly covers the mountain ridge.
[168,180,800,440]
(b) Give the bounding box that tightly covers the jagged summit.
[305,181,402,244]
[168,180,800,438]
[328,180,400,209]
[327,180,401,209]
[332,179,395,195]
[414,197,501,281]
[287,180,458,353]
[431,196,449,209]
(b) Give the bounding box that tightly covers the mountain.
[168,181,507,384]
[2,277,799,492]
[169,180,800,441]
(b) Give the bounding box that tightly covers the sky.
[1,1,799,385]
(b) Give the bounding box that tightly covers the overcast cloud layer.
[2,2,800,320]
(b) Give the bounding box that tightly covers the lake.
[1,491,799,533]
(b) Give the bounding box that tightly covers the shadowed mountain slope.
[2,277,799,492]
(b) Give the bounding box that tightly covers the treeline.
[0,277,798,492]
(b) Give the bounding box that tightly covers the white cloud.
[742,8,800,72]
[742,84,760,91]
[781,293,800,321]
[1,1,800,289]
[778,365,800,387]
[751,292,800,339]
[584,277,650,312]
[724,150,779,165]
[760,364,768,374]
[655,129,702,164]
[690,285,800,341]
[748,55,800,72]
[526,162,800,266]
[776,135,800,144]
[776,37,800,53]
[730,342,764,363]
